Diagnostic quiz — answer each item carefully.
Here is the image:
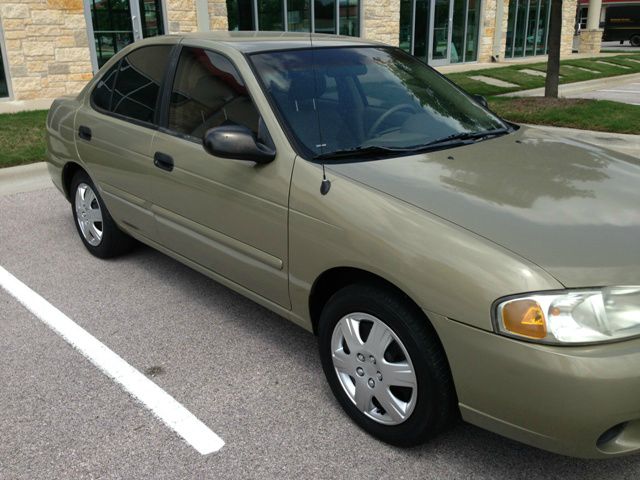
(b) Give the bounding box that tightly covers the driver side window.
[168,47,259,140]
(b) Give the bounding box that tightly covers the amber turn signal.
[501,299,547,339]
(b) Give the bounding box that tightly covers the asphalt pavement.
[2,186,640,479]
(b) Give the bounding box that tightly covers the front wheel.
[71,170,135,258]
[631,35,640,47]
[318,284,458,446]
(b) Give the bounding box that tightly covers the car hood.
[328,126,640,288]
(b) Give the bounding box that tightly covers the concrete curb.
[0,162,52,197]
[524,124,640,157]
[499,72,640,97]
[0,98,54,114]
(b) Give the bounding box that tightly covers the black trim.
[157,43,183,129]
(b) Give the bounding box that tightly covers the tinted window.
[110,45,172,124]
[251,47,506,157]
[168,47,259,139]
[92,62,119,111]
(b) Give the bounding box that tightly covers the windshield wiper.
[313,128,511,161]
[314,145,416,161]
[422,128,510,148]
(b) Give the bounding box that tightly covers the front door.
[84,0,166,70]
[149,46,293,308]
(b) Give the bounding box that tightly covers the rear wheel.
[318,283,457,446]
[631,35,640,47]
[71,170,135,258]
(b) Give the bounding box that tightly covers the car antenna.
[309,27,331,195]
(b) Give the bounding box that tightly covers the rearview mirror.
[203,125,276,164]
[473,95,488,108]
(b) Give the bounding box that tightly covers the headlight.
[494,287,640,344]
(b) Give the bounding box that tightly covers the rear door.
[75,42,175,240]
[149,45,294,308]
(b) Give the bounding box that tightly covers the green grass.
[446,53,640,96]
[0,110,48,168]
[488,97,640,134]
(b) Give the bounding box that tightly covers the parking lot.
[2,185,640,479]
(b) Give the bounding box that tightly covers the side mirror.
[203,124,276,164]
[473,95,488,108]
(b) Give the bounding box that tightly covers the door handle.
[153,152,174,172]
[78,125,92,141]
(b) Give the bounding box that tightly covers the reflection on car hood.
[328,126,640,288]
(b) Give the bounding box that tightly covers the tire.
[70,170,135,258]
[631,35,640,47]
[318,283,458,447]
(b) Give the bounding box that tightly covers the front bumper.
[429,311,640,458]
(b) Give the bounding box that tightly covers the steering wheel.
[367,103,419,138]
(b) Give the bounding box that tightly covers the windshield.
[250,46,508,159]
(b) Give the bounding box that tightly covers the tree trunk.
[545,0,563,98]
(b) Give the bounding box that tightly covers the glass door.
[86,0,166,70]
[430,0,453,65]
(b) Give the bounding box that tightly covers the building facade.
[0,0,580,101]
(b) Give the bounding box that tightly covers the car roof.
[173,31,383,53]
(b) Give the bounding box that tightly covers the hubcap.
[330,313,418,425]
[74,183,103,246]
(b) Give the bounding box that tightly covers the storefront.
[504,0,552,58]
[0,0,583,101]
[226,0,360,36]
[399,0,481,64]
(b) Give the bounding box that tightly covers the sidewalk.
[0,98,54,114]
[500,72,640,101]
[0,162,51,196]
[436,51,626,74]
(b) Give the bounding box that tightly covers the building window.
[0,26,9,98]
[339,0,359,36]
[505,0,552,58]
[399,0,481,64]
[87,0,166,69]
[287,0,311,31]
[227,0,360,36]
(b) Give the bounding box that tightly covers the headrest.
[288,71,326,101]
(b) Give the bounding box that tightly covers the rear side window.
[92,63,118,111]
[104,45,172,124]
[168,47,259,139]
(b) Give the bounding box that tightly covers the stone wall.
[0,0,92,100]
[362,0,400,46]
[209,0,228,31]
[479,0,578,62]
[560,0,578,57]
[578,28,603,54]
[167,0,199,33]
[478,0,497,62]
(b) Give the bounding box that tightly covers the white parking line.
[0,265,224,455]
